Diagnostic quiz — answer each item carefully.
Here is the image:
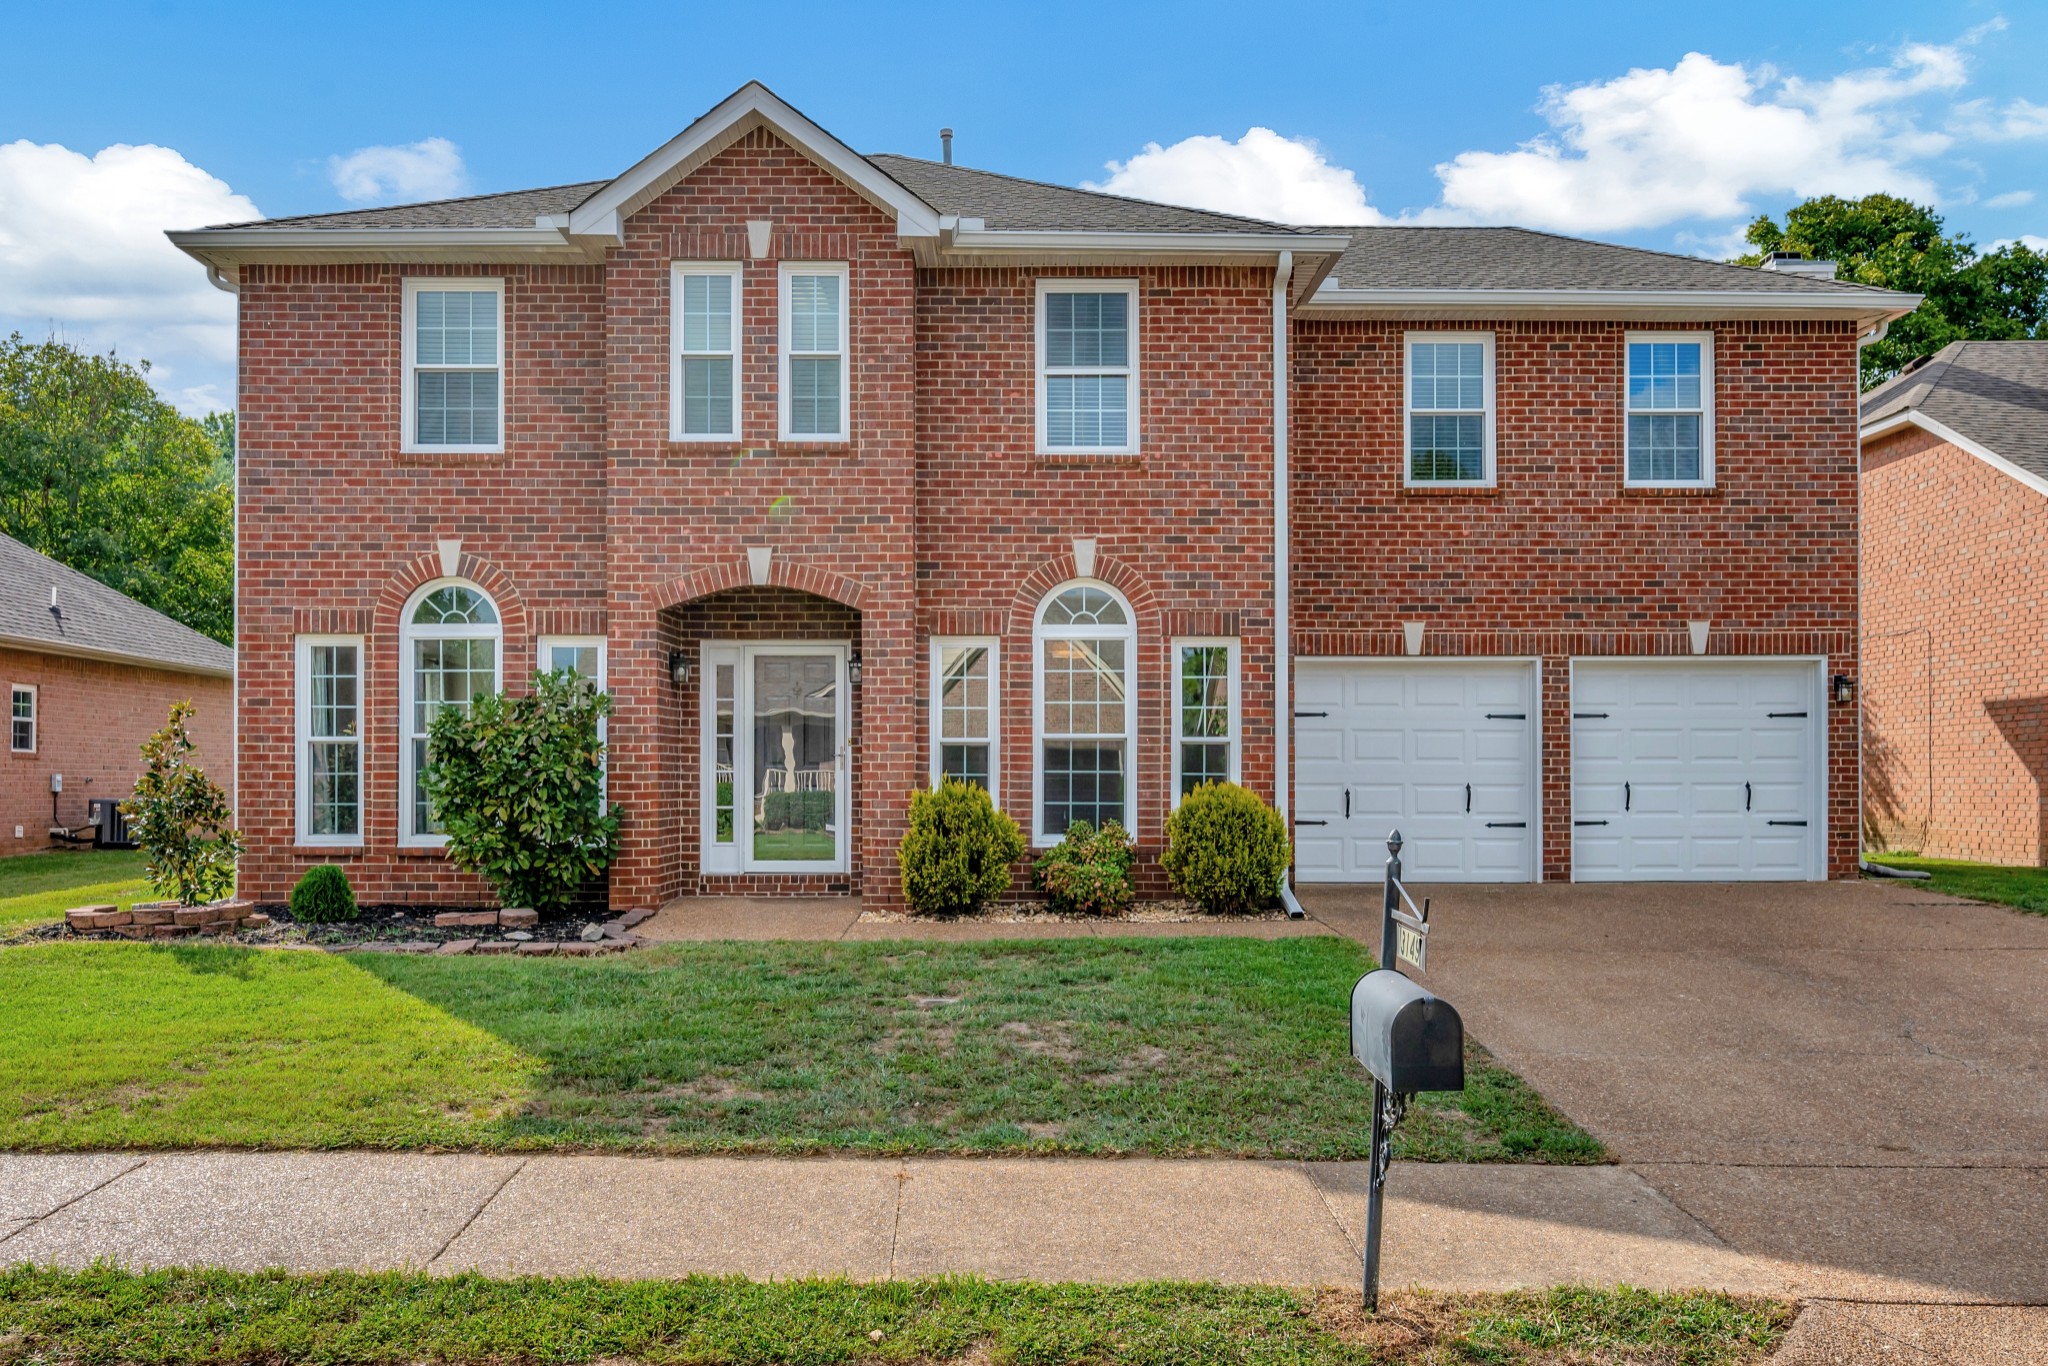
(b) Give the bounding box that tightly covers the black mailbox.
[1350,969,1464,1094]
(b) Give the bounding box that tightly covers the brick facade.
[1862,424,2048,864]
[1,646,231,856]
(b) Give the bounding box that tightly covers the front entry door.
[700,643,849,874]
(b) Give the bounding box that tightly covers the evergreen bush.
[288,864,358,923]
[896,779,1027,915]
[1162,781,1292,914]
[1034,820,1136,916]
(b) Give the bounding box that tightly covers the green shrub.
[288,864,358,923]
[1034,820,1136,916]
[122,700,241,906]
[1163,781,1292,914]
[420,668,620,914]
[897,779,1028,915]
[762,789,833,830]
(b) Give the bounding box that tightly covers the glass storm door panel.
[749,652,842,867]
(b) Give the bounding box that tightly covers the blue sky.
[2,0,2042,411]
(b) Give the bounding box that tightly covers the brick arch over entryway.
[656,556,873,613]
[373,548,532,643]
[1005,552,1162,637]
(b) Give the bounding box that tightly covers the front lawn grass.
[0,1265,1794,1366]
[0,937,1600,1162]
[1866,854,2048,914]
[0,850,151,934]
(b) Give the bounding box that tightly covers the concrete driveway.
[1301,878,2048,1355]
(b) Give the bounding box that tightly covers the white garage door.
[1294,661,1537,883]
[1571,661,1823,882]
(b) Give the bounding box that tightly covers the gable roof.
[0,533,234,677]
[866,155,1325,236]
[1860,341,2048,488]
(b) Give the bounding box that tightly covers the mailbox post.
[1349,830,1465,1311]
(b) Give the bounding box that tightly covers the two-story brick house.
[171,83,1917,909]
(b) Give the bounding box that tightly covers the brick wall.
[1,646,230,856]
[1290,318,1863,878]
[1862,424,2048,864]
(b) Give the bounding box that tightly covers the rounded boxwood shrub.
[289,864,358,924]
[1034,820,1136,916]
[1163,781,1292,914]
[897,779,1027,915]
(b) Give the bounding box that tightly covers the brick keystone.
[434,911,499,928]
[435,939,479,955]
[499,908,539,928]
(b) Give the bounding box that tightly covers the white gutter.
[1271,250,1306,921]
[205,264,238,295]
[1302,285,1923,321]
[0,634,232,680]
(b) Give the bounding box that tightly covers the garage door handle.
[1465,783,1471,813]
[1486,712,1525,720]
[1624,782,1630,811]
[1768,711,1808,718]
[1768,819,1808,827]
[1745,781,1752,811]
[1574,819,1608,827]
[1574,711,1608,719]
[1296,819,1329,827]
[1295,710,1328,718]
[1486,821,1526,828]
[1344,790,1350,819]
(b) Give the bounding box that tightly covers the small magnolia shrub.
[897,779,1027,915]
[123,700,241,906]
[1034,820,1135,916]
[289,864,358,923]
[1163,781,1292,914]
[421,669,620,914]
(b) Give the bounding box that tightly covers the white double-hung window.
[1173,640,1239,802]
[402,279,504,453]
[1037,280,1138,454]
[931,638,999,796]
[780,263,848,440]
[10,684,35,754]
[296,636,362,844]
[1405,333,1493,486]
[1625,332,1714,486]
[672,263,742,440]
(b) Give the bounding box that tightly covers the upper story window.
[1037,280,1138,455]
[400,581,501,845]
[402,279,504,454]
[295,636,361,845]
[1033,582,1136,843]
[1626,332,1715,487]
[780,263,848,441]
[1406,333,1494,487]
[10,684,34,754]
[672,263,742,441]
[931,638,999,797]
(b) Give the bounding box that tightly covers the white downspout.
[1273,251,1305,919]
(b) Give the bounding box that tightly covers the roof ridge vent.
[1760,250,1838,280]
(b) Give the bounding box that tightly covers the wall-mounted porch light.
[668,650,694,687]
[848,650,863,687]
[1832,674,1855,706]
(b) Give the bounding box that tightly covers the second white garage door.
[1571,660,1824,881]
[1294,661,1538,883]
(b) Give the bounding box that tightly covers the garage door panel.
[1630,782,1684,816]
[1472,729,1525,763]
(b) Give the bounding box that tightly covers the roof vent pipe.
[940,128,954,165]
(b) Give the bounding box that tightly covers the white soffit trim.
[1861,409,2048,501]
[568,81,943,243]
[0,634,233,679]
[167,226,596,270]
[1300,285,1922,327]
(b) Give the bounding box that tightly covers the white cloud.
[1986,189,2037,208]
[1086,127,1385,225]
[327,136,466,204]
[1951,97,2048,141]
[0,140,256,412]
[1990,234,2048,253]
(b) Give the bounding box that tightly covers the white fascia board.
[566,81,943,243]
[1860,409,2048,501]
[168,226,593,267]
[946,229,1352,256]
[1300,285,1922,324]
[0,634,233,679]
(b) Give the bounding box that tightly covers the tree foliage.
[1738,195,2048,389]
[123,700,242,907]
[0,335,235,642]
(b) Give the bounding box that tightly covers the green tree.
[0,335,235,642]
[1738,195,2048,388]
[123,700,242,906]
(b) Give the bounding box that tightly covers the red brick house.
[1,532,234,855]
[169,84,1917,908]
[1860,341,2048,865]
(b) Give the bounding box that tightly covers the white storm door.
[700,643,850,876]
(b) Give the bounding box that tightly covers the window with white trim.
[10,684,34,754]
[1173,640,1238,802]
[1625,332,1714,486]
[1034,582,1136,842]
[931,638,999,796]
[1405,333,1494,485]
[295,637,361,843]
[780,263,848,440]
[671,262,742,440]
[400,581,502,843]
[402,279,504,453]
[538,635,608,808]
[1037,280,1138,454]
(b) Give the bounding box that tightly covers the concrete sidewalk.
[0,1151,1774,1293]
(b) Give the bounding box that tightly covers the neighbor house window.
[780,263,848,440]
[671,262,742,441]
[400,581,502,844]
[931,638,999,796]
[403,278,505,453]
[538,635,608,808]
[295,637,361,844]
[9,685,34,754]
[1037,280,1138,455]
[1625,332,1714,486]
[1173,640,1238,802]
[1406,333,1494,486]
[1034,582,1136,842]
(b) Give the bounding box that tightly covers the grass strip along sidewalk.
[0,1266,1793,1366]
[1866,854,2048,914]
[0,938,1599,1162]
[0,851,151,935]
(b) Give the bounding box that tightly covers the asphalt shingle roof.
[205,181,607,231]
[1861,341,2048,481]
[0,533,233,676]
[865,155,1319,235]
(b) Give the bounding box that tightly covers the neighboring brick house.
[1860,341,2048,865]
[170,83,1917,908]
[1,532,234,855]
